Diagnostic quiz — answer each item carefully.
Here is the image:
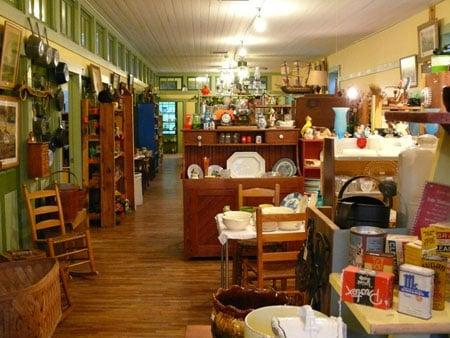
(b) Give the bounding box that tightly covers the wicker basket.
[0,258,62,338]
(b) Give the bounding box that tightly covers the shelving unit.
[182,128,304,258]
[81,93,134,227]
[299,138,323,179]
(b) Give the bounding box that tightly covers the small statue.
[354,124,365,138]
[268,110,276,128]
[257,113,267,129]
[301,116,312,137]
[304,128,314,140]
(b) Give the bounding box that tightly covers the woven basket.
[0,258,62,338]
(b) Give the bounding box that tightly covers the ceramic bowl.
[277,120,295,127]
[223,211,252,231]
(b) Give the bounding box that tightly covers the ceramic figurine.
[354,124,365,138]
[304,128,314,140]
[257,113,267,129]
[269,110,276,128]
[394,121,409,136]
[364,126,371,138]
[301,116,312,137]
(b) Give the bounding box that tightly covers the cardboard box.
[404,240,423,266]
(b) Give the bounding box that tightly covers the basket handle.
[337,175,381,200]
[49,170,79,186]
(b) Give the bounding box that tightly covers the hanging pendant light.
[254,7,266,32]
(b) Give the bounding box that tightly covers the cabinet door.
[136,103,156,151]
[183,181,235,258]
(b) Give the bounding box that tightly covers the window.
[117,42,124,70]
[124,49,130,72]
[132,55,137,77]
[160,102,177,135]
[187,76,211,90]
[159,77,182,91]
[60,0,75,41]
[3,0,21,9]
[28,0,51,24]
[95,23,106,58]
[143,65,147,83]
[80,8,92,50]
[138,59,142,80]
[107,34,116,64]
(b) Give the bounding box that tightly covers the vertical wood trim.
[122,93,135,207]
[81,99,89,187]
[100,103,115,227]
[69,73,83,182]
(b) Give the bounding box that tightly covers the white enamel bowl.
[262,206,300,231]
[223,211,252,231]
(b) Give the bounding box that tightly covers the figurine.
[268,109,276,128]
[257,113,267,129]
[354,124,365,138]
[201,85,210,96]
[394,121,409,136]
[304,128,314,140]
[301,116,312,137]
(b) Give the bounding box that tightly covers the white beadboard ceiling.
[87,0,441,73]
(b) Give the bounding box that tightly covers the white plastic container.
[134,173,143,207]
[397,135,437,229]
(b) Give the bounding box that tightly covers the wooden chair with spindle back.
[23,184,98,276]
[232,183,280,285]
[242,207,307,291]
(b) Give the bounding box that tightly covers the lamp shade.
[307,70,328,87]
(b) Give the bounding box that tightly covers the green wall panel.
[4,190,19,250]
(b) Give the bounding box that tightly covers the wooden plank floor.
[54,155,218,337]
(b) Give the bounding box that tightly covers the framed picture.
[111,73,120,90]
[399,55,418,87]
[159,76,182,91]
[89,64,103,93]
[0,96,19,169]
[0,21,23,89]
[417,20,439,62]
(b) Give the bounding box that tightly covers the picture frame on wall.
[89,64,103,94]
[0,96,19,170]
[399,55,418,87]
[417,20,439,62]
[0,21,23,89]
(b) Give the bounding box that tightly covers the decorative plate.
[280,192,302,211]
[208,165,223,177]
[272,158,297,177]
[187,164,203,179]
[226,152,265,178]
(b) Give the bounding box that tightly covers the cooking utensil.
[35,22,52,66]
[44,27,59,68]
[55,62,69,84]
[55,88,65,111]
[335,175,393,229]
[50,116,68,149]
[25,17,44,60]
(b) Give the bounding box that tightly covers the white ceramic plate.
[208,165,223,177]
[227,152,265,178]
[272,158,296,177]
[187,164,203,179]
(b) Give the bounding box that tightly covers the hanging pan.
[35,22,52,66]
[25,17,44,60]
[44,27,59,68]
[55,62,69,84]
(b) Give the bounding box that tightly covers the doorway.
[160,101,178,154]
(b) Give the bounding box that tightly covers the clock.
[221,112,232,125]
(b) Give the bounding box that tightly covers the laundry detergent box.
[341,265,394,309]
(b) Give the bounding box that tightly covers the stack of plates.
[304,178,321,194]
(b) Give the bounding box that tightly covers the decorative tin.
[398,264,434,319]
[349,226,386,267]
[422,255,447,311]
[385,234,418,275]
[341,265,394,309]
[364,252,394,273]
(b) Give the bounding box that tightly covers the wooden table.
[329,272,450,338]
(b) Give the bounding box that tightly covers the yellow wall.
[328,0,450,90]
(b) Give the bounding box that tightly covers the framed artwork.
[0,96,19,169]
[399,55,418,87]
[0,21,23,89]
[111,73,120,90]
[159,76,182,91]
[89,64,103,93]
[417,20,439,62]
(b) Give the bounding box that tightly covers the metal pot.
[335,176,393,229]
[44,27,59,68]
[25,17,44,60]
[55,62,69,84]
[35,22,52,66]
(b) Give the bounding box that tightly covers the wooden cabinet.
[299,139,323,179]
[295,95,347,130]
[81,93,134,227]
[425,71,450,112]
[182,128,304,258]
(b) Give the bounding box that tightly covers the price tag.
[421,227,437,253]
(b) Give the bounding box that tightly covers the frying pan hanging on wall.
[25,17,44,60]
[55,62,69,84]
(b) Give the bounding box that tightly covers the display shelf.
[188,143,299,147]
[299,138,323,179]
[384,111,450,132]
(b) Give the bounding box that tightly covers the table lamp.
[307,70,328,94]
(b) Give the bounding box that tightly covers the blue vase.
[424,108,440,135]
[332,107,349,139]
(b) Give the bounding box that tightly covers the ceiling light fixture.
[254,7,266,33]
[237,41,247,58]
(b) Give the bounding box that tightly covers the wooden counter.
[329,272,450,336]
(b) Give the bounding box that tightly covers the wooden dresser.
[182,128,304,258]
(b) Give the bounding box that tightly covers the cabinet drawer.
[184,132,216,146]
[265,130,298,144]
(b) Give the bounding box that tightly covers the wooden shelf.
[114,152,124,159]
[89,158,100,164]
[186,143,298,147]
[115,174,123,183]
[384,111,450,132]
[88,136,100,142]
[255,105,292,108]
